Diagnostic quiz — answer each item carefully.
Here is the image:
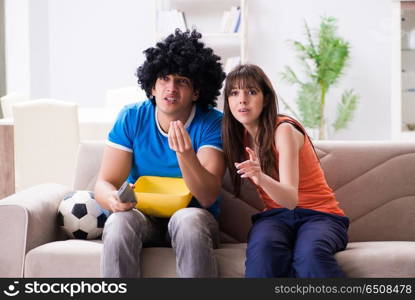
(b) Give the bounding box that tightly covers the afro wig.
[136,29,226,110]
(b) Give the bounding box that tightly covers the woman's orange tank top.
[251,115,345,216]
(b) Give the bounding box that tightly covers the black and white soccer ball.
[57,191,109,239]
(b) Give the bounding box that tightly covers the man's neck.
[157,105,194,133]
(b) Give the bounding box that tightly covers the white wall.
[5,0,31,96]
[48,0,155,107]
[5,0,155,107]
[246,0,394,140]
[29,0,50,99]
[5,0,395,139]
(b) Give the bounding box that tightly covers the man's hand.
[107,190,136,212]
[235,147,264,186]
[168,120,195,157]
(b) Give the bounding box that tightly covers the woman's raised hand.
[235,147,264,186]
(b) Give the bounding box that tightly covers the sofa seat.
[335,241,415,278]
[24,240,246,278]
[25,240,415,278]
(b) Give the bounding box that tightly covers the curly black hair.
[136,29,226,110]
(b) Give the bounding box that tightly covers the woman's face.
[228,84,264,128]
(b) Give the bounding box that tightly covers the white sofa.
[1,141,415,277]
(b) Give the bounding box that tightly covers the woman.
[222,64,349,278]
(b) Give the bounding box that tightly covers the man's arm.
[94,146,135,212]
[178,147,225,208]
[169,121,225,208]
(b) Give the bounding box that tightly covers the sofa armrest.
[0,183,71,277]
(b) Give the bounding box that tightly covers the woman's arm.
[235,123,304,209]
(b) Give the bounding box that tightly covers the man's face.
[151,74,199,117]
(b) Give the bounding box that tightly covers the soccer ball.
[57,191,109,239]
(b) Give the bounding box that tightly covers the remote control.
[118,182,137,203]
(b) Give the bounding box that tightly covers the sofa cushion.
[25,240,102,277]
[335,241,415,277]
[24,240,246,278]
[25,240,415,278]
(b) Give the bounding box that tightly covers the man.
[95,29,226,278]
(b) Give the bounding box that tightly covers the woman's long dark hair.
[222,64,279,196]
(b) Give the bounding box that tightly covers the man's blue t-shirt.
[107,100,223,217]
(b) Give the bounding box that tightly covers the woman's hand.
[235,147,264,186]
[168,120,194,157]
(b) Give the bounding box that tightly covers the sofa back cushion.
[73,141,106,191]
[75,141,415,243]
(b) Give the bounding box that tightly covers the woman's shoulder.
[276,115,306,134]
[274,115,305,151]
[276,114,302,126]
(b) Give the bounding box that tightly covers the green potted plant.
[280,16,359,139]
